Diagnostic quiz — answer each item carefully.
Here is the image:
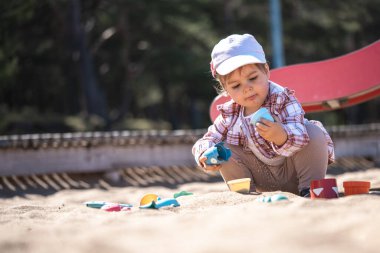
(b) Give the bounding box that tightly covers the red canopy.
[210,40,380,122]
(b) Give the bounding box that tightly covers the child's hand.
[255,119,288,146]
[199,156,222,172]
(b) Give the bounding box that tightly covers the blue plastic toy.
[139,197,180,209]
[250,108,275,126]
[204,142,232,165]
[84,201,133,209]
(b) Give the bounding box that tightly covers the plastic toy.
[84,201,133,209]
[310,178,339,199]
[101,203,131,212]
[139,193,180,209]
[343,181,371,196]
[139,198,180,209]
[255,194,289,203]
[203,142,232,165]
[139,194,159,206]
[173,191,193,198]
[227,178,251,194]
[250,108,275,126]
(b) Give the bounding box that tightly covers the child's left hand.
[255,119,288,146]
[199,156,222,172]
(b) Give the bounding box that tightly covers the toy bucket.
[310,178,339,199]
[227,178,251,194]
[343,181,371,196]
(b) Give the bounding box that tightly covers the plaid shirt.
[193,81,335,166]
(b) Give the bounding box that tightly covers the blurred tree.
[0,0,379,134]
[69,0,109,125]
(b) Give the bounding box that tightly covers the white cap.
[210,34,266,77]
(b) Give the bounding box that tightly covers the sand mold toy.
[255,194,289,203]
[101,203,132,212]
[173,191,193,198]
[227,178,251,194]
[139,193,180,209]
[250,108,275,126]
[204,142,232,165]
[84,201,133,209]
[310,178,339,199]
[343,181,371,196]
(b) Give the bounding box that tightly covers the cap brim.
[216,55,266,76]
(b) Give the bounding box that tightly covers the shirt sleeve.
[270,91,310,157]
[192,113,230,166]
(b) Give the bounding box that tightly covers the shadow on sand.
[1,157,378,198]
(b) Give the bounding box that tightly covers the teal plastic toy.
[255,194,289,203]
[250,108,275,125]
[204,142,232,165]
[173,191,193,198]
[139,197,180,209]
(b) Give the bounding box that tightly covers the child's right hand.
[199,156,222,172]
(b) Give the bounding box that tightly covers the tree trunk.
[69,0,108,126]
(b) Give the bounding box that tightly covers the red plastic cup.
[343,181,371,196]
[310,178,339,199]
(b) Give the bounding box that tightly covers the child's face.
[223,64,270,115]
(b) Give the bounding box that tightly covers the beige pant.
[219,123,328,194]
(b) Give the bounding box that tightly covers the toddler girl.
[192,34,334,197]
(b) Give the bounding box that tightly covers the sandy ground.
[1,168,380,253]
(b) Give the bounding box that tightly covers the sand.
[1,168,380,253]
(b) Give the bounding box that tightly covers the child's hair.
[213,63,268,94]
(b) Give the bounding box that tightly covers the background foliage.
[1,0,380,134]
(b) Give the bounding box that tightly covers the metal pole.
[270,0,285,68]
